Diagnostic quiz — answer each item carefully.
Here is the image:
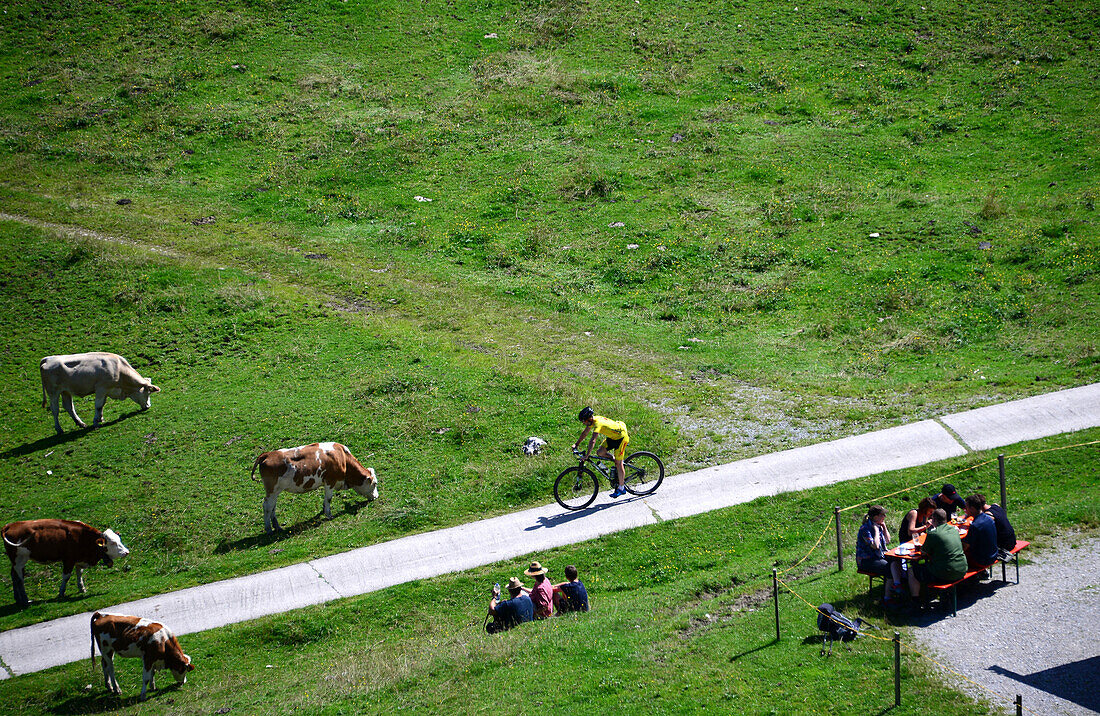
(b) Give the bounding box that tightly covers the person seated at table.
[552,564,590,614]
[961,494,999,571]
[907,509,967,601]
[486,577,534,634]
[931,483,966,518]
[856,505,904,603]
[979,494,1017,553]
[898,497,937,544]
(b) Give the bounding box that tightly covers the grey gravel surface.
[910,534,1100,715]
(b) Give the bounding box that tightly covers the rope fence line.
[776,520,834,577]
[777,577,1040,715]
[751,440,1100,713]
[756,439,1099,598]
[1005,437,1100,460]
[838,436,1100,515]
[838,457,998,514]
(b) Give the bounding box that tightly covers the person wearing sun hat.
[524,561,554,619]
[486,576,534,634]
[931,483,966,518]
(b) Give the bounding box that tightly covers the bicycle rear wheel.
[622,451,664,496]
[554,466,600,510]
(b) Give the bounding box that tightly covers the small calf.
[90,612,194,700]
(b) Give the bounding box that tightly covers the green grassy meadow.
[1,431,1096,715]
[0,0,1098,711]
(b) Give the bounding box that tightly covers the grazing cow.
[40,352,161,434]
[251,442,379,533]
[2,519,130,606]
[90,612,194,700]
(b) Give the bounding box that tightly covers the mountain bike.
[553,448,665,511]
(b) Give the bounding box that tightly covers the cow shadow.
[0,411,142,459]
[49,683,186,714]
[215,497,376,553]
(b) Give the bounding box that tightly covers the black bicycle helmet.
[578,406,595,421]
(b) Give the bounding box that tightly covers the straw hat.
[506,577,525,591]
[524,561,548,577]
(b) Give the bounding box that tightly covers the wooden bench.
[927,540,1030,617]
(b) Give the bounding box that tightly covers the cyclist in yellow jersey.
[574,406,630,498]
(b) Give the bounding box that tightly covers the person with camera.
[486,577,534,634]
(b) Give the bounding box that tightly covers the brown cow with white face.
[90,612,194,700]
[40,352,160,434]
[251,442,379,533]
[2,519,130,606]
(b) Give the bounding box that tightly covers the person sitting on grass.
[524,561,554,620]
[552,564,590,614]
[961,494,999,573]
[856,505,904,604]
[486,577,534,634]
[574,406,630,498]
[931,483,966,518]
[898,497,936,545]
[907,508,967,604]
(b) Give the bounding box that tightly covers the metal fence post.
[894,631,901,707]
[1016,694,1022,716]
[772,568,780,641]
[999,453,1008,509]
[834,506,843,570]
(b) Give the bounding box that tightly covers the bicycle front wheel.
[622,451,664,496]
[554,466,600,511]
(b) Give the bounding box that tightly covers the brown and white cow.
[251,442,379,533]
[40,352,161,434]
[90,612,194,700]
[2,519,130,606]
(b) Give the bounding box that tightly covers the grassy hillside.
[0,0,1096,656]
[1,431,1095,714]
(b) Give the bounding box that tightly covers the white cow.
[40,352,160,434]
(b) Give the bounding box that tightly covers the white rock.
[627,244,640,250]
[609,221,625,228]
[523,437,548,455]
[414,195,432,202]
[869,232,880,238]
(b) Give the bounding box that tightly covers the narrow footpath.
[1,383,1098,679]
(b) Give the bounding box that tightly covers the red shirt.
[529,578,554,619]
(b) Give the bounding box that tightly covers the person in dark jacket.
[980,495,1017,552]
[486,577,534,634]
[961,494,999,570]
[931,483,966,518]
[552,564,590,613]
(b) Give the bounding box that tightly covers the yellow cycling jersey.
[593,415,628,440]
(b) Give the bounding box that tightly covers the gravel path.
[909,533,1100,715]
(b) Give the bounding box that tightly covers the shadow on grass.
[0,587,109,620]
[49,683,185,715]
[989,655,1100,713]
[0,411,143,459]
[728,638,778,662]
[524,495,643,531]
[212,500,373,553]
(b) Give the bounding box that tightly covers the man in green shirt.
[907,508,967,600]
